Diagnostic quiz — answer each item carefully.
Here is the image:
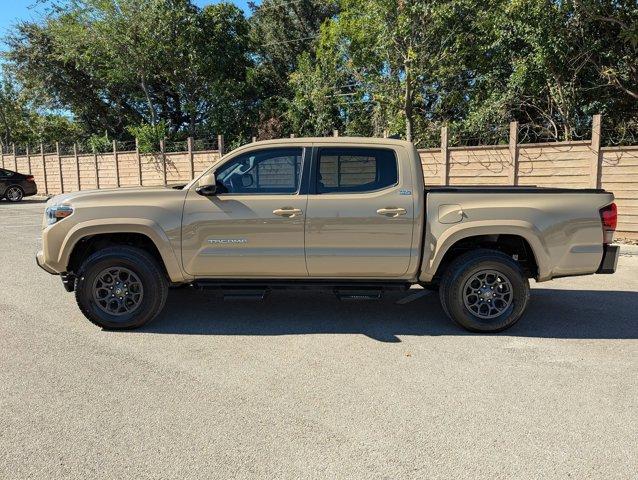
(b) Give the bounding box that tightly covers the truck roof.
[235,136,415,149]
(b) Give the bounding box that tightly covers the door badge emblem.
[208,239,248,245]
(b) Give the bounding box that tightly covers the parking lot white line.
[1,225,41,228]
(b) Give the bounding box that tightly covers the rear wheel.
[74,246,168,329]
[5,186,24,202]
[439,249,530,332]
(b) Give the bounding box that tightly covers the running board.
[222,289,269,301]
[192,280,410,290]
[334,288,383,301]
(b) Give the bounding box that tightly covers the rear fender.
[419,221,551,282]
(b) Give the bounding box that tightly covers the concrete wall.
[418,140,638,239]
[5,148,221,193]
[2,123,637,239]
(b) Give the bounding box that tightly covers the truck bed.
[425,186,607,194]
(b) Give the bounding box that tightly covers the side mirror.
[196,172,217,196]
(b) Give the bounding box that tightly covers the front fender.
[57,218,188,283]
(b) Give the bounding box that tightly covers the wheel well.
[67,233,167,276]
[433,234,539,281]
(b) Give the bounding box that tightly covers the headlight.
[45,205,74,225]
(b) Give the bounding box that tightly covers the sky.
[0,1,257,41]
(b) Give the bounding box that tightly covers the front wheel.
[74,246,168,329]
[439,249,530,333]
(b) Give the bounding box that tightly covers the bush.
[87,132,111,153]
[127,122,167,153]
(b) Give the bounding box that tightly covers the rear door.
[181,146,309,277]
[304,146,415,277]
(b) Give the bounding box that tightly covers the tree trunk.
[0,106,12,146]
[404,59,413,142]
[140,75,156,126]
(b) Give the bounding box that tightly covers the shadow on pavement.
[137,288,638,342]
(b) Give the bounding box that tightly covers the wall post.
[290,133,296,138]
[252,136,257,143]
[41,143,48,195]
[440,126,449,186]
[56,142,64,193]
[590,114,603,189]
[333,129,339,137]
[217,135,225,155]
[24,144,30,174]
[187,137,194,180]
[113,140,120,188]
[135,138,142,186]
[94,150,100,190]
[74,143,80,191]
[13,143,18,171]
[160,138,167,185]
[508,121,519,185]
[0,144,3,169]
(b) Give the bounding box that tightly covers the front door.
[181,147,308,277]
[305,146,415,277]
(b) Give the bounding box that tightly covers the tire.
[74,246,168,329]
[439,249,530,333]
[5,186,24,202]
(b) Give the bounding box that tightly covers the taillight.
[599,203,617,244]
[26,175,35,182]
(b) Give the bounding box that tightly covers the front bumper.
[596,244,619,274]
[36,250,57,275]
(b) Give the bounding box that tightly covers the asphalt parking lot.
[1,198,636,479]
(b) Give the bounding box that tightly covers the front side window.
[215,148,303,194]
[316,148,398,193]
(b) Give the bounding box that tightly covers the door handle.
[377,207,407,217]
[273,207,303,217]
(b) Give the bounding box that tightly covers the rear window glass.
[316,148,398,193]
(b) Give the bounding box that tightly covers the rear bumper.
[23,182,38,196]
[596,245,619,274]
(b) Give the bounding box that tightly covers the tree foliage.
[4,0,251,141]
[247,0,339,138]
[0,0,636,148]
[0,74,81,149]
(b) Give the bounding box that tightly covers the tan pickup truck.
[36,137,619,332]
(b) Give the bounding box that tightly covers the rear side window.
[0,169,13,178]
[316,148,398,193]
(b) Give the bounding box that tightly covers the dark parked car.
[0,168,38,202]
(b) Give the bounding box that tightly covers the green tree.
[287,0,486,144]
[0,73,81,150]
[460,0,637,143]
[4,0,252,140]
[287,0,637,145]
[248,0,339,138]
[2,0,636,147]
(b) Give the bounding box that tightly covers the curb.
[619,244,638,256]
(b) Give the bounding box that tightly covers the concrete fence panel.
[2,127,637,239]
